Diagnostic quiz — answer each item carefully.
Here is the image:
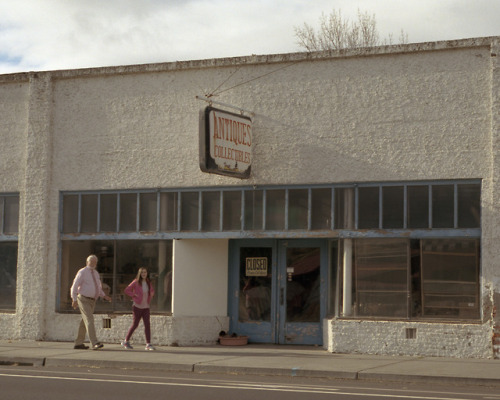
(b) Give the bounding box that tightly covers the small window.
[202,191,220,231]
[223,191,242,230]
[358,187,379,229]
[266,190,285,230]
[119,193,137,232]
[407,186,428,228]
[457,184,480,228]
[181,192,199,231]
[244,190,263,230]
[432,185,454,228]
[288,189,308,230]
[311,188,331,230]
[81,194,98,233]
[382,186,404,229]
[139,193,157,232]
[159,192,178,231]
[334,188,354,229]
[62,195,79,233]
[100,194,117,232]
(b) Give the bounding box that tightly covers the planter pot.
[219,335,249,346]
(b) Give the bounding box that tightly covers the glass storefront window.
[60,240,173,313]
[354,239,408,318]
[0,242,17,311]
[337,238,480,321]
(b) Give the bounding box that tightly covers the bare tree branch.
[295,8,408,52]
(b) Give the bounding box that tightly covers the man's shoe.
[74,344,89,350]
[145,344,156,351]
[92,343,104,350]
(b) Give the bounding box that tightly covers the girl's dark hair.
[135,267,150,285]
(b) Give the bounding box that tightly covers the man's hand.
[104,295,112,302]
[72,300,78,309]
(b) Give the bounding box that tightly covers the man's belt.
[79,294,96,300]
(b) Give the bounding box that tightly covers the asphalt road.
[1,365,499,400]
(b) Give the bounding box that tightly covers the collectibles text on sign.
[199,106,252,178]
[246,257,268,277]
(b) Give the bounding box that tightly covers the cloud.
[0,0,498,74]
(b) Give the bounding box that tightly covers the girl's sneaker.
[145,344,156,351]
[121,340,133,350]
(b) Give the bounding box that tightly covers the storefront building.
[0,37,499,358]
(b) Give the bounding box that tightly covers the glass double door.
[229,239,327,345]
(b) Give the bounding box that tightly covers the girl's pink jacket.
[124,279,155,305]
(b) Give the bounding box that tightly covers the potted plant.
[218,331,248,346]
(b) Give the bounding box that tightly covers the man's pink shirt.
[70,266,106,301]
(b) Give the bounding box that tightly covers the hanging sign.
[245,257,268,277]
[199,106,252,179]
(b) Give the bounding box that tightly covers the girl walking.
[121,267,156,350]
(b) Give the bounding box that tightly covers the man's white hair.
[86,254,98,264]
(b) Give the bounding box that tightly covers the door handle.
[280,288,284,306]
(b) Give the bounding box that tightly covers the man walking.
[70,254,111,350]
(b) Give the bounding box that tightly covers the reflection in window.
[59,240,172,313]
[0,242,17,311]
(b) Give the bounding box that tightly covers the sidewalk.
[0,340,499,387]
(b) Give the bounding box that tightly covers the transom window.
[60,181,480,237]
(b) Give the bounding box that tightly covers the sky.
[0,0,499,75]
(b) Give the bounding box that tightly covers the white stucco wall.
[0,37,499,355]
[172,239,229,317]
